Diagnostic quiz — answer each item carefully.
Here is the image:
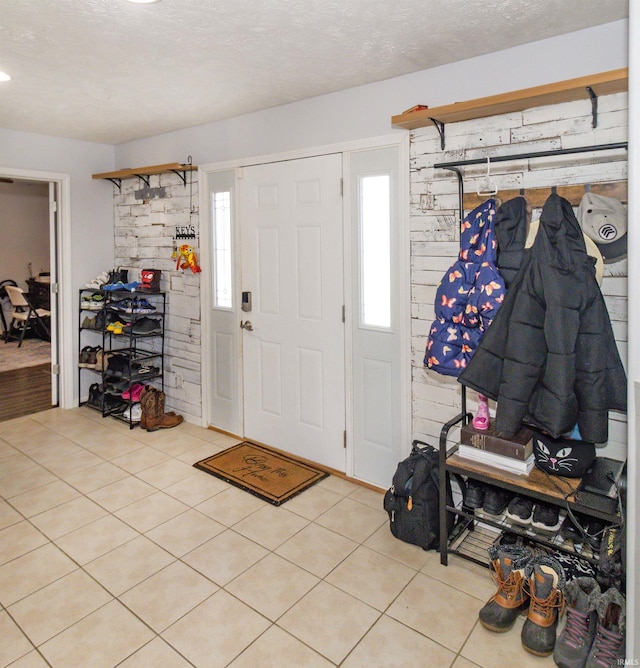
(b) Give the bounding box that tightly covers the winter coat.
[494,197,528,289]
[424,198,505,376]
[459,193,626,443]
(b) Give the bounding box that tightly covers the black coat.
[459,194,626,443]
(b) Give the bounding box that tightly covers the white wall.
[114,20,628,168]
[0,181,49,287]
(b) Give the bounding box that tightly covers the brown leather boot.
[140,386,161,431]
[479,545,531,632]
[153,389,183,429]
[521,555,565,656]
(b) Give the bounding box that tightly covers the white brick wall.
[410,92,629,460]
[113,171,202,424]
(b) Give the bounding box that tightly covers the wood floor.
[0,363,54,422]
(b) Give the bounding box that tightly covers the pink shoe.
[122,382,145,402]
[473,394,490,430]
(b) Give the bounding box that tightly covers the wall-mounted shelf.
[392,68,628,148]
[92,162,197,189]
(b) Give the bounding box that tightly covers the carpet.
[194,441,329,506]
[0,339,51,373]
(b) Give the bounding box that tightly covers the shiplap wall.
[410,92,629,460]
[113,172,202,424]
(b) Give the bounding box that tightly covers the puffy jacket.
[424,198,505,376]
[459,194,626,443]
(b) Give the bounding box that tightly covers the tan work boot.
[479,545,531,632]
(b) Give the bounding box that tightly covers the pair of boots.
[479,545,565,657]
[140,386,183,431]
[553,578,626,668]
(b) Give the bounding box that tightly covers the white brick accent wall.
[113,171,202,424]
[410,93,629,460]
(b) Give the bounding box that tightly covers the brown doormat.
[194,442,329,506]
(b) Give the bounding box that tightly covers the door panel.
[239,154,345,471]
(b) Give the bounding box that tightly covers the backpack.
[383,440,454,551]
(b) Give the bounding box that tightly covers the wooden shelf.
[392,68,628,131]
[92,162,197,181]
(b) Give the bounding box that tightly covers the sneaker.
[561,512,606,550]
[81,315,96,329]
[131,316,162,335]
[463,479,486,509]
[482,486,512,517]
[123,403,142,422]
[131,297,156,314]
[506,496,534,525]
[586,588,626,668]
[553,577,600,668]
[531,503,562,532]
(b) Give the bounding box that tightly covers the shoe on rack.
[531,503,562,532]
[131,316,162,335]
[132,297,157,314]
[521,555,565,657]
[81,315,96,329]
[123,403,142,422]
[464,478,486,509]
[585,587,626,668]
[506,496,534,525]
[473,393,490,430]
[482,486,512,517]
[479,545,531,633]
[78,346,93,368]
[122,382,145,402]
[561,512,606,552]
[85,272,109,289]
[553,577,601,668]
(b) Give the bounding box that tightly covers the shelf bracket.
[107,178,122,191]
[135,174,151,188]
[170,168,189,187]
[586,86,598,128]
[430,118,446,150]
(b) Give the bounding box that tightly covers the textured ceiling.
[0,0,628,145]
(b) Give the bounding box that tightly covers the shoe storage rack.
[434,143,626,578]
[78,288,165,428]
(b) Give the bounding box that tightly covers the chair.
[0,279,18,341]
[4,285,51,348]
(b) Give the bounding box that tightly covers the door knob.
[240,320,254,331]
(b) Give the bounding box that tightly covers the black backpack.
[383,440,454,551]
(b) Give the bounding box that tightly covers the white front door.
[239,154,346,471]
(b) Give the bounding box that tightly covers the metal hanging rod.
[433,142,628,171]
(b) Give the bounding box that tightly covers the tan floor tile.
[342,614,456,667]
[6,649,51,667]
[140,431,208,457]
[88,475,156,512]
[386,572,483,652]
[227,553,319,620]
[364,524,434,571]
[276,522,358,578]
[283,483,343,520]
[326,545,416,611]
[423,554,496,602]
[0,464,57,498]
[145,508,225,557]
[0,451,38,477]
[134,457,197,489]
[29,495,108,540]
[62,461,129,493]
[228,625,333,668]
[348,485,385,509]
[9,479,81,517]
[41,448,104,477]
[233,504,309,550]
[118,637,194,667]
[163,470,229,506]
[0,610,33,666]
[110,445,171,474]
[120,561,218,632]
[8,569,112,645]
[461,617,555,667]
[162,590,270,668]
[279,581,380,665]
[115,491,190,533]
[54,514,139,565]
[77,434,147,460]
[39,599,154,668]
[0,520,48,566]
[452,657,483,668]
[195,485,266,526]
[183,529,268,586]
[177,441,224,464]
[317,475,361,496]
[315,497,387,543]
[0,543,77,606]
[84,535,174,596]
[0,499,23,530]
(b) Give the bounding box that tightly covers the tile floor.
[0,407,556,667]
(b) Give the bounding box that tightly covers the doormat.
[194,442,329,506]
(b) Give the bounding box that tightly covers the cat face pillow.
[532,431,596,478]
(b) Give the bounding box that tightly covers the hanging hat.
[577,192,627,263]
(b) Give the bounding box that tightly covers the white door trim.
[0,167,73,408]
[199,134,410,483]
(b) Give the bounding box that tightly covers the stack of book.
[458,423,534,475]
